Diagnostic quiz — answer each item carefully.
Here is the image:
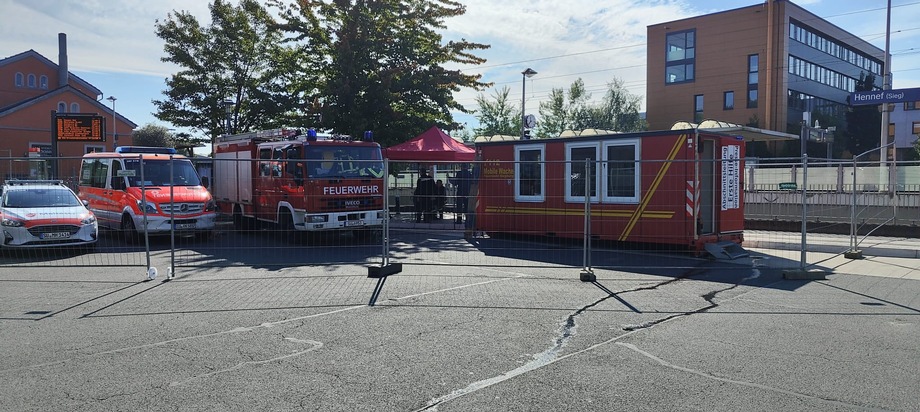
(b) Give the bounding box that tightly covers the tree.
[272,0,490,147]
[153,0,316,143]
[534,77,644,138]
[132,124,175,148]
[472,86,519,137]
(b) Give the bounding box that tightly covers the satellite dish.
[524,114,536,129]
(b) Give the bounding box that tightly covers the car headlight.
[81,214,97,225]
[1,217,23,227]
[306,215,328,223]
[136,200,158,214]
[205,199,217,212]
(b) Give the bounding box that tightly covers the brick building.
[0,33,135,181]
[647,0,886,156]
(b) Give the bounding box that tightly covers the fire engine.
[213,128,385,239]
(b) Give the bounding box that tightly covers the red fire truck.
[213,128,385,239]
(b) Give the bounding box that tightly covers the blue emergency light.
[363,130,373,142]
[307,128,318,141]
[115,146,178,154]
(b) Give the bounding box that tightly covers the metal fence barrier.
[0,155,914,278]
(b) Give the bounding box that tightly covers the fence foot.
[367,263,402,306]
[844,250,864,259]
[579,270,596,282]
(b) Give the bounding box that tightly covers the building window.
[39,75,48,89]
[694,94,704,123]
[905,101,919,111]
[57,102,67,113]
[603,140,640,203]
[85,145,105,154]
[913,121,920,135]
[27,74,36,88]
[566,143,599,202]
[70,102,80,113]
[888,123,895,139]
[747,54,759,108]
[723,91,734,110]
[515,145,545,202]
[665,30,695,84]
[15,72,24,87]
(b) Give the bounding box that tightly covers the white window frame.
[564,142,600,203]
[70,102,80,113]
[15,72,24,87]
[57,102,67,113]
[39,75,48,89]
[602,139,641,204]
[514,144,545,203]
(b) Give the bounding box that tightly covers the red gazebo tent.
[383,126,475,162]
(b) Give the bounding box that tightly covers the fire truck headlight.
[137,200,158,214]
[306,215,328,223]
[81,214,97,225]
[205,199,217,212]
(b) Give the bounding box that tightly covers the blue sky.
[3,0,919,147]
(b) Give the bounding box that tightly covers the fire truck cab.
[213,128,385,239]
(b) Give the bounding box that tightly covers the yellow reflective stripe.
[618,134,686,241]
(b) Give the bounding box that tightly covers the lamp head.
[522,68,537,78]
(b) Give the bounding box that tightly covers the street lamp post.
[222,98,234,135]
[521,68,537,139]
[107,96,117,148]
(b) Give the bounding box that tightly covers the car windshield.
[124,159,202,187]
[2,188,82,208]
[303,146,384,179]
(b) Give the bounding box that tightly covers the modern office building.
[0,33,135,181]
[647,0,886,156]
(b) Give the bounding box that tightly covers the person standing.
[413,168,436,222]
[435,179,446,220]
[450,163,473,224]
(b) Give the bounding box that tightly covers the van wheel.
[121,215,138,243]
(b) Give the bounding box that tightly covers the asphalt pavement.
[1,219,918,411]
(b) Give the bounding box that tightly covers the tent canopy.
[384,126,475,162]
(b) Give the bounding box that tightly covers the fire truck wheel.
[121,215,138,243]
[279,210,300,244]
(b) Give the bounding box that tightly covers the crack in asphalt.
[418,266,764,410]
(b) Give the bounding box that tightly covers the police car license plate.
[41,232,71,239]
[174,223,196,230]
[345,220,363,227]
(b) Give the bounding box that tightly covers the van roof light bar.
[115,146,178,155]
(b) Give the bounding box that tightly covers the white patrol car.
[0,180,98,249]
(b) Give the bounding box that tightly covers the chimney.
[58,33,68,87]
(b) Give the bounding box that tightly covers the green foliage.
[534,77,644,138]
[271,0,490,147]
[153,0,318,142]
[472,86,519,137]
[132,124,176,148]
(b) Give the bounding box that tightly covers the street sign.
[849,87,920,106]
[779,182,797,190]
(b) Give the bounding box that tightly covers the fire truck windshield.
[124,159,202,187]
[304,146,383,179]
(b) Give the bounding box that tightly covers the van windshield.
[303,146,384,179]
[124,159,202,187]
